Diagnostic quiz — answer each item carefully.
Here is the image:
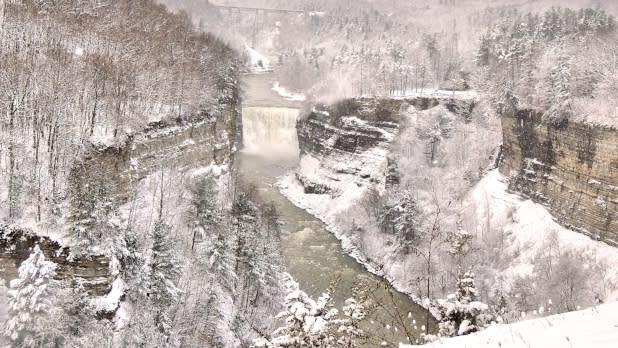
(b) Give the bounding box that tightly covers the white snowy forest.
[1,0,618,347]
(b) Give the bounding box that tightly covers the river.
[237,73,432,345]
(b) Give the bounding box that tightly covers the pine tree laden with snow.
[188,175,222,251]
[3,245,57,346]
[150,219,182,337]
[426,271,493,342]
[378,189,420,247]
[543,56,572,125]
[446,222,472,261]
[255,285,367,348]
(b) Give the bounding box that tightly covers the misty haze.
[0,0,617,347]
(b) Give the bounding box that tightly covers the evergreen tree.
[255,285,366,348]
[150,220,182,337]
[65,166,118,253]
[446,221,472,260]
[4,245,57,346]
[378,189,420,245]
[429,272,493,340]
[494,79,519,114]
[188,175,222,251]
[543,56,572,125]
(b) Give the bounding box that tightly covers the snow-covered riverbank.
[279,167,618,318]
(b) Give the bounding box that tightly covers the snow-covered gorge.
[240,74,433,344]
[279,92,618,335]
[279,96,485,288]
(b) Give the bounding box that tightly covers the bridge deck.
[213,5,306,14]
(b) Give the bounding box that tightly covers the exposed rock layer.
[0,224,111,296]
[296,96,477,193]
[80,104,240,203]
[500,109,618,245]
[0,102,240,295]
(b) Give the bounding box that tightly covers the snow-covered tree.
[255,286,366,347]
[150,220,182,337]
[65,165,119,253]
[428,272,493,340]
[543,56,572,125]
[494,79,519,114]
[188,175,222,251]
[378,189,420,246]
[4,245,57,346]
[59,283,115,347]
[446,222,473,260]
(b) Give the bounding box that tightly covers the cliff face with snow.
[500,109,618,245]
[280,95,485,296]
[79,102,240,204]
[0,98,241,296]
[294,97,477,197]
[295,99,400,196]
[0,225,111,296]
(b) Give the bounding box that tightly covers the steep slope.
[500,109,618,245]
[279,94,490,299]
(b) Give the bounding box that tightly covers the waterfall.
[242,106,299,159]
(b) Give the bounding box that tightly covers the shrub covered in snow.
[254,286,366,347]
[425,272,493,342]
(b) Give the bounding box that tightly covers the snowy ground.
[402,300,618,348]
[462,170,618,304]
[272,82,306,101]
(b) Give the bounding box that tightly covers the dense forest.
[0,0,238,223]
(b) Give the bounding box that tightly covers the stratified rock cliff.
[0,98,241,297]
[500,109,618,245]
[0,224,111,296]
[294,96,477,196]
[78,103,240,204]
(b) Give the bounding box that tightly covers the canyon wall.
[79,104,240,203]
[0,224,111,296]
[500,109,618,245]
[295,96,477,195]
[0,101,240,296]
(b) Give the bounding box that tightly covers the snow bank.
[402,301,618,348]
[92,278,125,313]
[272,82,306,101]
[463,170,618,302]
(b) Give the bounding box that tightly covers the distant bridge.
[213,5,307,15]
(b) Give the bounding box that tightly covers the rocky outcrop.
[0,99,241,297]
[79,103,240,204]
[0,224,111,296]
[296,96,477,194]
[500,109,618,245]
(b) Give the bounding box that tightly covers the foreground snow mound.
[403,301,618,348]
